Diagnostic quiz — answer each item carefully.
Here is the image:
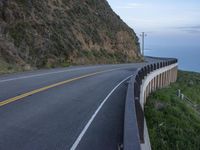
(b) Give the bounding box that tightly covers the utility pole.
[140,32,147,56]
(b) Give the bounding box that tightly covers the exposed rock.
[0,0,141,71]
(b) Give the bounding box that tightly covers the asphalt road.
[0,62,149,150]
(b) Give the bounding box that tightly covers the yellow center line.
[0,69,119,107]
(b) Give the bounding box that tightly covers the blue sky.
[107,0,200,72]
[107,0,200,34]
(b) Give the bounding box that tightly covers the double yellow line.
[0,69,115,107]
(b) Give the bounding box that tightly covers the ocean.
[142,31,200,73]
[146,48,200,73]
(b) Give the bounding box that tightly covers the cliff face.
[0,0,141,72]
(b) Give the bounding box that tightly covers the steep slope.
[0,0,141,73]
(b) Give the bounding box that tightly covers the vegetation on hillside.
[145,71,200,150]
[0,0,141,74]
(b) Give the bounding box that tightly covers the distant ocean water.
[143,32,200,73]
[146,48,200,73]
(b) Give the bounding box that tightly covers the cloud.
[178,25,200,29]
[175,25,200,33]
[183,29,200,34]
[190,25,200,29]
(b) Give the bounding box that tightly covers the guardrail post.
[177,89,181,97]
[169,69,172,83]
[167,70,169,86]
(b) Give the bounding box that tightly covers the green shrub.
[145,71,200,150]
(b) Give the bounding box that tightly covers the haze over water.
[145,31,200,73]
[108,0,200,72]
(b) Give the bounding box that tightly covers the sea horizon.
[142,31,200,73]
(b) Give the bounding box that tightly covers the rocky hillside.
[0,0,141,73]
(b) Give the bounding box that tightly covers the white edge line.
[70,75,133,150]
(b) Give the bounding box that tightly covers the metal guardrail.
[123,58,178,150]
[123,76,141,150]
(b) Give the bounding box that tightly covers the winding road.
[0,60,158,150]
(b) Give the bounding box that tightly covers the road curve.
[0,63,148,150]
